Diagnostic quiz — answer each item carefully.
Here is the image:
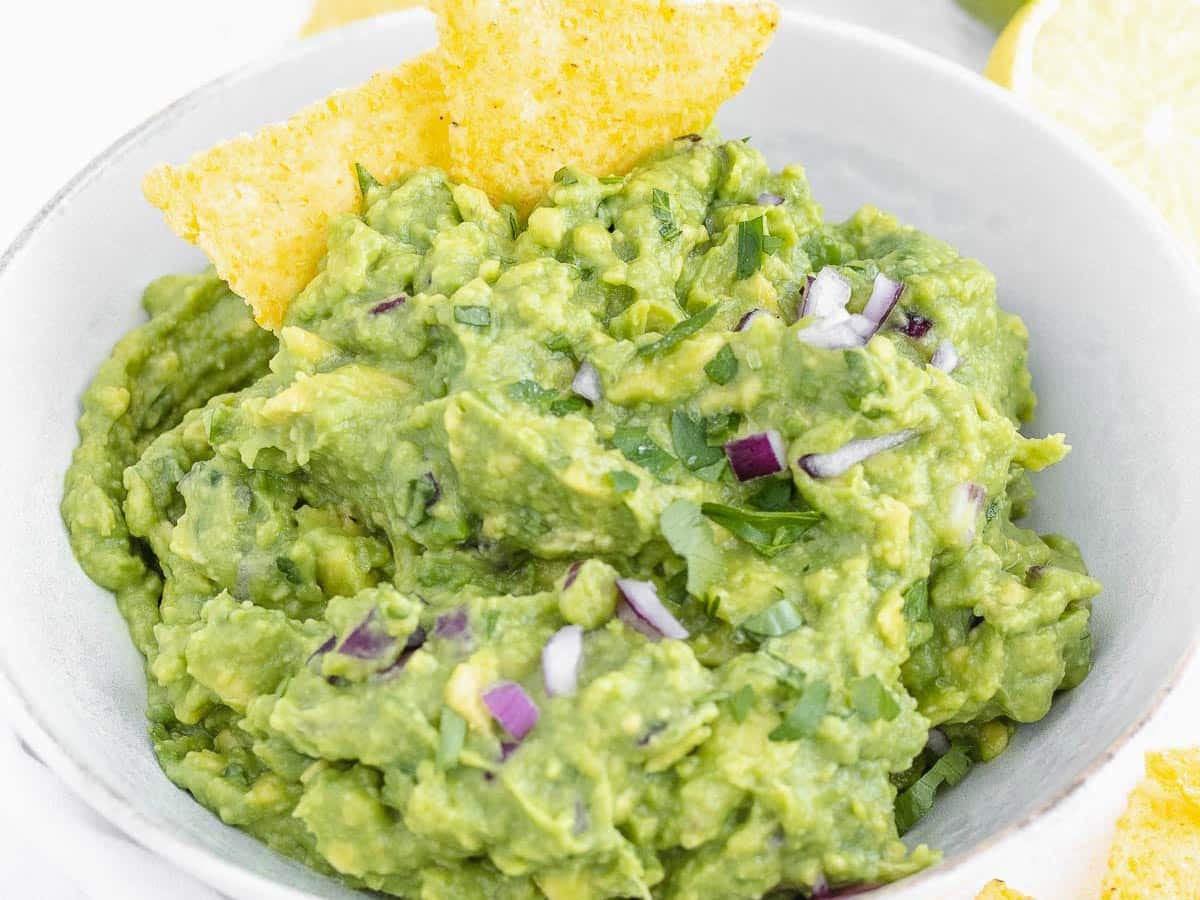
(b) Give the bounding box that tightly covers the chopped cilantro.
[851,675,901,722]
[651,188,683,241]
[739,599,804,638]
[731,684,755,723]
[895,743,973,834]
[599,174,625,185]
[660,500,723,597]
[611,426,675,477]
[638,303,720,357]
[275,556,302,585]
[748,478,795,511]
[985,498,1001,522]
[769,680,830,741]
[670,410,724,470]
[609,470,639,494]
[504,207,520,240]
[355,162,380,201]
[700,502,820,557]
[436,708,466,770]
[454,306,491,327]
[553,166,579,185]
[704,344,739,385]
[735,216,784,280]
[483,609,501,639]
[902,580,929,622]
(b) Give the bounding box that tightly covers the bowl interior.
[2,11,1199,900]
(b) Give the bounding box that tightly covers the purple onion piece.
[724,430,787,482]
[949,482,986,544]
[337,608,396,659]
[483,682,540,741]
[307,634,336,664]
[435,609,469,639]
[563,560,584,590]
[499,741,520,761]
[617,600,663,641]
[735,309,773,331]
[798,311,867,350]
[925,727,950,757]
[369,295,407,315]
[930,339,960,373]
[571,360,602,404]
[757,191,784,207]
[542,625,584,697]
[616,579,689,640]
[801,268,853,319]
[798,430,919,479]
[858,273,906,337]
[898,313,934,339]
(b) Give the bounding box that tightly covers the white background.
[0,2,1194,898]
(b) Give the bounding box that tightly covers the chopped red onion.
[856,273,905,340]
[571,360,602,404]
[435,609,469,638]
[925,727,950,757]
[337,609,395,659]
[369,295,406,315]
[563,560,584,590]
[798,310,867,350]
[930,339,960,373]
[724,430,787,481]
[616,579,689,640]
[757,191,784,207]
[483,682,540,740]
[949,482,986,544]
[308,634,336,664]
[735,309,772,331]
[542,625,584,697]
[801,268,853,319]
[898,313,933,339]
[798,430,919,479]
[617,600,663,640]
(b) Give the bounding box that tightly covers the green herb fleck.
[549,395,589,417]
[851,675,901,722]
[483,610,501,640]
[553,166,579,186]
[670,410,725,470]
[651,188,683,241]
[660,499,724,597]
[638,303,720,357]
[748,478,795,511]
[902,580,929,622]
[436,708,466,771]
[730,684,755,723]
[355,162,380,201]
[985,498,1001,522]
[609,470,639,494]
[740,599,804,638]
[704,344,739,385]
[769,680,830,741]
[507,380,556,407]
[405,474,440,527]
[275,556,302,585]
[504,207,520,240]
[701,502,820,557]
[454,306,491,327]
[611,426,676,477]
[599,174,625,185]
[545,333,574,354]
[895,743,973,833]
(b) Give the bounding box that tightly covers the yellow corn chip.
[143,52,449,330]
[435,0,779,214]
[976,879,1034,900]
[301,0,424,37]
[1101,749,1200,898]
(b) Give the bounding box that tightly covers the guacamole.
[62,136,1100,899]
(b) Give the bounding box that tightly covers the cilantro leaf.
[638,303,720,357]
[670,410,725,470]
[748,478,795,511]
[769,680,830,741]
[454,306,491,327]
[483,609,501,639]
[611,426,675,478]
[739,599,804,638]
[355,162,380,201]
[731,684,755,723]
[651,188,683,241]
[660,499,724,598]
[704,344,739,385]
[851,675,901,722]
[902,580,929,622]
[609,470,639,494]
[736,215,783,280]
[700,502,820,557]
[895,743,973,833]
[436,708,466,770]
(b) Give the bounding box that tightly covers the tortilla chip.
[142,52,449,330]
[301,0,424,37]
[435,0,779,214]
[1102,749,1200,899]
[976,880,1034,900]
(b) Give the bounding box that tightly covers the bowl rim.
[3,8,1198,899]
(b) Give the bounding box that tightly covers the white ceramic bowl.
[3,9,1198,900]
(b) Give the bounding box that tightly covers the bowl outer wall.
[1,9,1198,900]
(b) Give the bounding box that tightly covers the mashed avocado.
[62,136,1100,898]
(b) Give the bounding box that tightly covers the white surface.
[0,3,1195,899]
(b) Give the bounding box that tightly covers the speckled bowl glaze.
[2,9,1198,900]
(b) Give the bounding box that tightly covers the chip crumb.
[1102,748,1200,899]
[142,51,449,330]
[301,0,424,37]
[976,879,1034,900]
[435,0,779,214]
